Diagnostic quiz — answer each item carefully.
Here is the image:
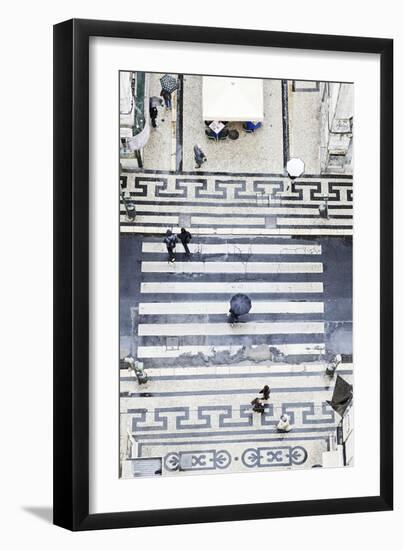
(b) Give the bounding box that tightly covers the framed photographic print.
[53,19,393,530]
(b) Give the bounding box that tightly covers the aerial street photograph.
[118,71,353,479]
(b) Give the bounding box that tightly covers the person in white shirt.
[277,413,292,432]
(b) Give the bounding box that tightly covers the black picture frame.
[53,18,393,531]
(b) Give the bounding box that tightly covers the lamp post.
[319,194,330,219]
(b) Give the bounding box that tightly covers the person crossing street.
[163,229,178,263]
[178,227,192,256]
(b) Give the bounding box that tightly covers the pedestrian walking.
[277,413,292,432]
[228,308,240,324]
[259,385,271,400]
[194,144,207,169]
[150,106,158,128]
[251,398,265,414]
[163,229,178,263]
[228,294,252,324]
[160,89,172,109]
[178,227,192,256]
[149,96,162,128]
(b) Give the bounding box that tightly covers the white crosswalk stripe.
[140,281,323,294]
[142,242,322,255]
[139,301,324,315]
[138,321,325,337]
[141,261,323,274]
[130,215,179,224]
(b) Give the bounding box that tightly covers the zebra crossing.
[121,232,352,476]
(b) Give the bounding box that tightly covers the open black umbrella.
[160,74,178,93]
[230,294,252,317]
[327,375,353,417]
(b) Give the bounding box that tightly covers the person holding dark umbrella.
[160,89,172,109]
[228,293,252,324]
[158,74,178,116]
[228,309,239,324]
[259,385,271,400]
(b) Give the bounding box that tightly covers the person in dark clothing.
[160,89,172,109]
[259,385,271,400]
[163,229,177,263]
[194,144,207,168]
[228,308,240,324]
[178,227,192,256]
[149,96,161,128]
[150,105,158,128]
[251,398,265,414]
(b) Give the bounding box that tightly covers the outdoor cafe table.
[209,120,225,135]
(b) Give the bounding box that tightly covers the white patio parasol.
[286,158,305,179]
[202,76,264,122]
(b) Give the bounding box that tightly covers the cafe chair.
[205,129,218,140]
